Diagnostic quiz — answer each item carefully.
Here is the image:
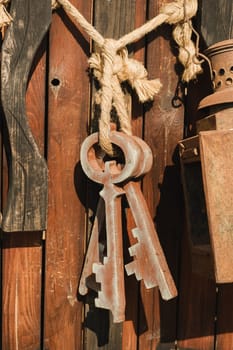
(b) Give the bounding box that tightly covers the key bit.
[79,197,105,296]
[93,161,125,322]
[124,181,177,300]
[80,131,143,322]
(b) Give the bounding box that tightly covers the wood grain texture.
[215,284,233,349]
[2,33,48,350]
[2,1,233,350]
[177,230,216,350]
[122,2,147,349]
[139,0,184,348]
[200,0,233,47]
[2,232,43,350]
[84,1,136,348]
[1,0,50,231]
[44,1,92,349]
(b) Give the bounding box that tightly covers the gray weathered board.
[1,0,51,231]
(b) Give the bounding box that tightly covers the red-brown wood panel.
[2,40,47,349]
[44,2,92,349]
[2,1,233,350]
[84,1,138,348]
[122,1,147,349]
[139,0,184,348]
[216,285,233,349]
[177,231,216,349]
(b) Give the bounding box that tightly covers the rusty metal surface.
[199,39,233,109]
[80,131,143,322]
[124,180,177,300]
[93,161,126,323]
[179,139,213,278]
[79,131,177,322]
[79,197,105,295]
[179,136,200,163]
[196,109,233,133]
[199,129,233,282]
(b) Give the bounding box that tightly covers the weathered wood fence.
[1,0,233,349]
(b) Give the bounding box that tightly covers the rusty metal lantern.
[179,39,233,283]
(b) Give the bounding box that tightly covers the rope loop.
[0,0,202,153]
[90,42,162,154]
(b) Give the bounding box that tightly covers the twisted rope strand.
[54,0,201,153]
[56,0,105,46]
[1,0,202,154]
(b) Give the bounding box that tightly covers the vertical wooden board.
[84,1,138,349]
[215,284,233,349]
[44,2,92,349]
[176,231,216,350]
[122,2,147,350]
[2,233,43,350]
[2,40,47,349]
[139,0,184,348]
[200,0,233,47]
[1,0,50,232]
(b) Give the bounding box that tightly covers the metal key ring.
[132,136,153,178]
[80,131,143,184]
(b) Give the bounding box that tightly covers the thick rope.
[89,47,162,153]
[0,0,12,36]
[1,0,202,154]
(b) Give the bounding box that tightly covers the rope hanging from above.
[0,0,12,35]
[0,0,202,154]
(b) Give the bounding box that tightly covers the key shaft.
[125,181,177,300]
[93,162,126,322]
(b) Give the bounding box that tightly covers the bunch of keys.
[79,131,177,323]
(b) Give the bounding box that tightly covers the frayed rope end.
[133,78,162,103]
[0,3,12,32]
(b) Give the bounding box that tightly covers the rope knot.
[100,39,118,72]
[162,0,198,24]
[89,44,162,154]
[89,46,162,104]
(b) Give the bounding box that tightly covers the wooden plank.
[2,34,48,350]
[122,2,147,350]
[176,230,216,350]
[1,0,50,231]
[215,284,233,349]
[2,232,43,350]
[43,1,92,349]
[84,1,137,349]
[201,0,233,47]
[139,0,184,348]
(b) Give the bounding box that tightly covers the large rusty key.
[124,180,177,300]
[123,140,177,300]
[80,131,142,322]
[93,161,125,322]
[79,133,149,296]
